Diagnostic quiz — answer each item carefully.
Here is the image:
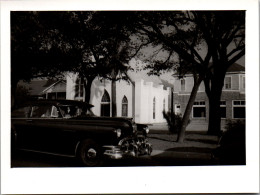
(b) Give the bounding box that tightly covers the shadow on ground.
[165,146,213,153]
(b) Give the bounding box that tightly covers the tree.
[193,11,245,135]
[11,11,138,108]
[134,11,245,141]
[92,12,141,117]
[133,11,209,142]
[102,43,131,117]
[11,11,73,108]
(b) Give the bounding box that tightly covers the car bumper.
[103,146,124,159]
[103,142,152,159]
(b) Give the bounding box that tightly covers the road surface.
[11,149,215,167]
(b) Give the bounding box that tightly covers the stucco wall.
[135,79,170,124]
[89,79,133,117]
[66,74,170,124]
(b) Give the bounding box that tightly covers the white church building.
[65,70,172,124]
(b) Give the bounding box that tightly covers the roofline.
[173,71,245,78]
[41,80,65,94]
[22,99,94,107]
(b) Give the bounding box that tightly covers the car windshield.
[31,105,61,118]
[58,105,94,118]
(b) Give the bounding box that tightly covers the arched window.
[181,79,185,92]
[101,90,110,117]
[163,98,166,111]
[75,77,84,99]
[153,97,156,119]
[122,96,128,117]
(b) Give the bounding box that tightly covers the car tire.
[78,139,103,167]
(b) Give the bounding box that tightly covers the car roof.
[21,99,94,108]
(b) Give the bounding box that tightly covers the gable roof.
[41,80,66,94]
[18,79,59,96]
[227,63,245,72]
[172,62,245,77]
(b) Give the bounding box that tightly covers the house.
[66,70,173,124]
[17,79,66,100]
[173,63,245,131]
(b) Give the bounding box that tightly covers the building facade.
[173,63,245,131]
[66,72,171,124]
[18,62,245,131]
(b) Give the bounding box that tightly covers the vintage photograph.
[2,0,260,193]
[11,10,246,168]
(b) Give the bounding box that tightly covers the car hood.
[69,116,134,130]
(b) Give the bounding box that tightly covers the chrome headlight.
[144,126,149,134]
[114,128,122,138]
[132,123,137,133]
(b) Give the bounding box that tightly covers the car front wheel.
[78,139,102,167]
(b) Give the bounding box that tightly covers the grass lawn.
[148,132,219,153]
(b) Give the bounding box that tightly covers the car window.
[59,105,94,118]
[11,106,31,118]
[51,106,61,118]
[31,105,53,118]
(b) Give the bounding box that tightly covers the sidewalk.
[148,123,169,133]
[148,123,209,134]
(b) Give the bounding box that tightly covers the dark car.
[11,100,152,166]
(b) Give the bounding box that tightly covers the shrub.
[216,119,246,164]
[163,111,189,134]
[224,119,245,132]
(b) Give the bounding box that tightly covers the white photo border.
[1,0,259,194]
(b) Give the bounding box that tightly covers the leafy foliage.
[11,11,142,105]
[132,11,245,139]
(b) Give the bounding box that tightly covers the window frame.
[153,97,156,119]
[242,75,245,90]
[192,101,206,118]
[224,76,232,90]
[220,100,226,119]
[180,78,185,92]
[232,100,246,119]
[100,90,111,117]
[121,96,128,117]
[75,77,84,100]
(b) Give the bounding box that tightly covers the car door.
[29,105,78,155]
[11,105,35,149]
[27,104,62,152]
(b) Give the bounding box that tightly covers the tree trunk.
[84,76,95,104]
[111,79,117,117]
[177,77,202,142]
[11,78,20,111]
[207,77,224,135]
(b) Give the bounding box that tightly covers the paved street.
[11,149,215,167]
[11,140,217,168]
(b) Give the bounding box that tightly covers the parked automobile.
[11,100,152,166]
